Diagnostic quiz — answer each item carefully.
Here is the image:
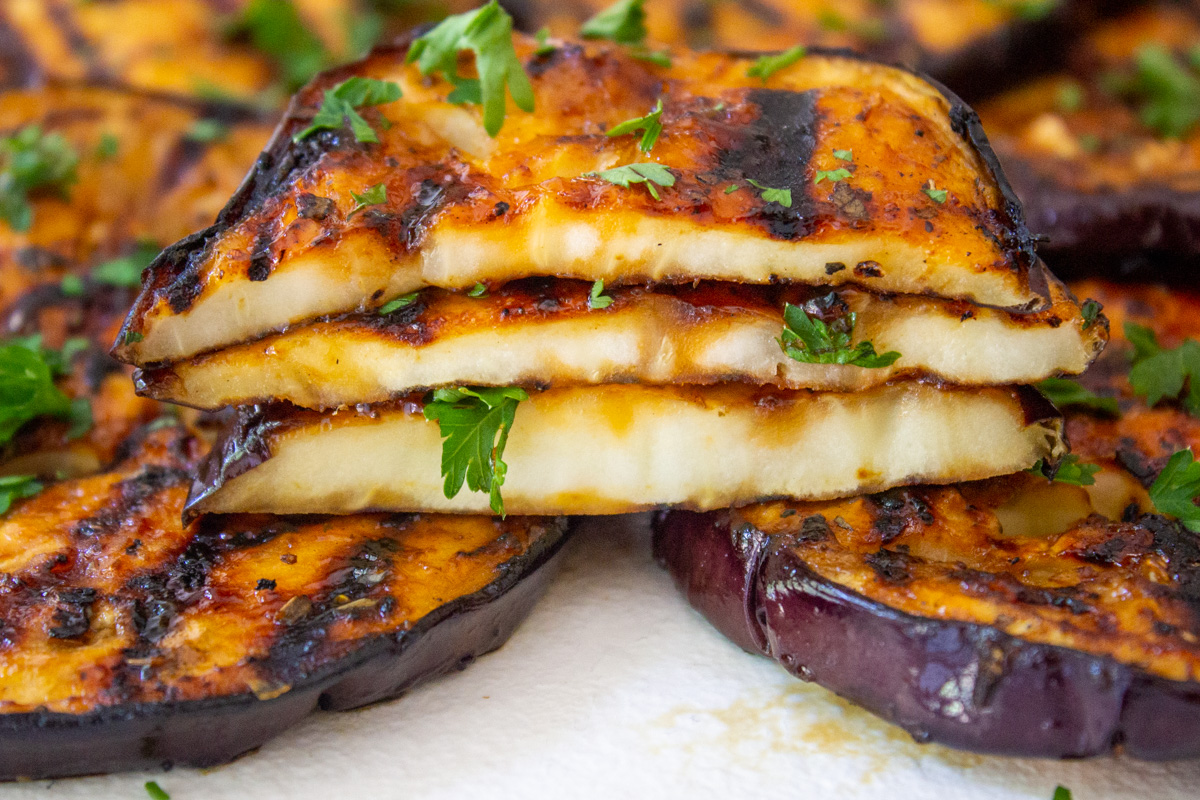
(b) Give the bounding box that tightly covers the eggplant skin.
[653,500,1200,760]
[0,425,569,781]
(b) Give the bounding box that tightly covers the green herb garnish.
[379,292,420,314]
[1051,786,1072,800]
[923,180,948,204]
[293,76,402,143]
[468,282,488,298]
[1108,44,1200,139]
[349,183,386,216]
[60,275,84,298]
[1037,378,1119,416]
[580,0,646,45]
[1150,449,1200,532]
[1028,455,1101,486]
[746,178,792,207]
[96,132,119,160]
[406,1,533,137]
[746,45,805,83]
[144,781,171,800]
[423,386,529,516]
[832,149,853,161]
[1081,298,1102,330]
[1125,321,1200,417]
[91,241,160,288]
[0,337,90,445]
[607,99,663,153]
[585,162,674,200]
[186,118,230,143]
[534,27,556,56]
[1056,82,1084,113]
[778,299,901,368]
[588,279,613,309]
[814,168,851,184]
[0,126,79,232]
[724,184,739,194]
[229,0,328,91]
[0,474,42,515]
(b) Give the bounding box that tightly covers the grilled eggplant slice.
[0,423,569,780]
[114,36,1046,365]
[136,273,1104,411]
[978,4,1200,279]
[0,86,272,314]
[0,0,454,101]
[186,382,1065,517]
[508,0,1091,99]
[652,486,1200,760]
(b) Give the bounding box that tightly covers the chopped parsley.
[1125,321,1200,417]
[378,292,420,314]
[588,280,613,309]
[91,241,160,288]
[832,149,853,161]
[1052,786,1072,800]
[778,298,901,368]
[816,8,887,41]
[607,99,664,153]
[0,337,91,445]
[746,46,806,83]
[1037,377,1119,416]
[406,1,534,137]
[630,49,672,67]
[423,386,529,516]
[186,118,230,143]
[293,76,402,143]
[1028,455,1100,486]
[123,331,144,345]
[468,282,488,298]
[585,162,674,200]
[1081,298,1102,330]
[1106,44,1200,139]
[60,274,84,298]
[814,168,851,184]
[580,0,647,45]
[96,132,119,160]
[1055,81,1084,113]
[534,27,556,56]
[144,781,171,800]
[349,183,387,216]
[0,126,79,233]
[923,180,948,204]
[0,474,42,515]
[1150,449,1200,532]
[746,178,792,208]
[724,184,739,194]
[228,0,328,91]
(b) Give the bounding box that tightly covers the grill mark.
[71,466,190,539]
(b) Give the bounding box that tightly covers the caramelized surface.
[116,35,1044,364]
[0,424,564,715]
[736,485,1200,684]
[0,86,273,315]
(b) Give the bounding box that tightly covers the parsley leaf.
[293,76,402,143]
[144,781,171,800]
[1109,44,1200,139]
[186,119,229,143]
[814,168,851,184]
[746,45,806,83]
[0,474,42,515]
[0,126,79,233]
[1056,81,1084,113]
[1125,322,1200,416]
[534,27,556,56]
[724,184,739,194]
[1081,298,1102,330]
[229,0,328,92]
[0,338,89,445]
[607,99,664,154]
[1052,786,1072,800]
[923,180,948,203]
[746,178,792,207]
[588,279,613,309]
[832,149,853,161]
[1037,378,1119,416]
[1028,455,1101,486]
[406,1,534,137]
[423,386,529,516]
[91,241,160,288]
[778,298,901,368]
[580,0,647,45]
[379,292,420,314]
[60,274,84,298]
[468,282,488,298]
[585,162,674,200]
[96,132,119,160]
[349,183,386,216]
[1149,449,1200,532]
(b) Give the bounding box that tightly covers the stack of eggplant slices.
[111,2,1199,762]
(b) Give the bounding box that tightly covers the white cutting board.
[13,515,1200,799]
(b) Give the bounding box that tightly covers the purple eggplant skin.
[653,509,1200,760]
[0,520,569,782]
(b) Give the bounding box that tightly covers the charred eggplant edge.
[0,515,570,781]
[652,508,1200,760]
